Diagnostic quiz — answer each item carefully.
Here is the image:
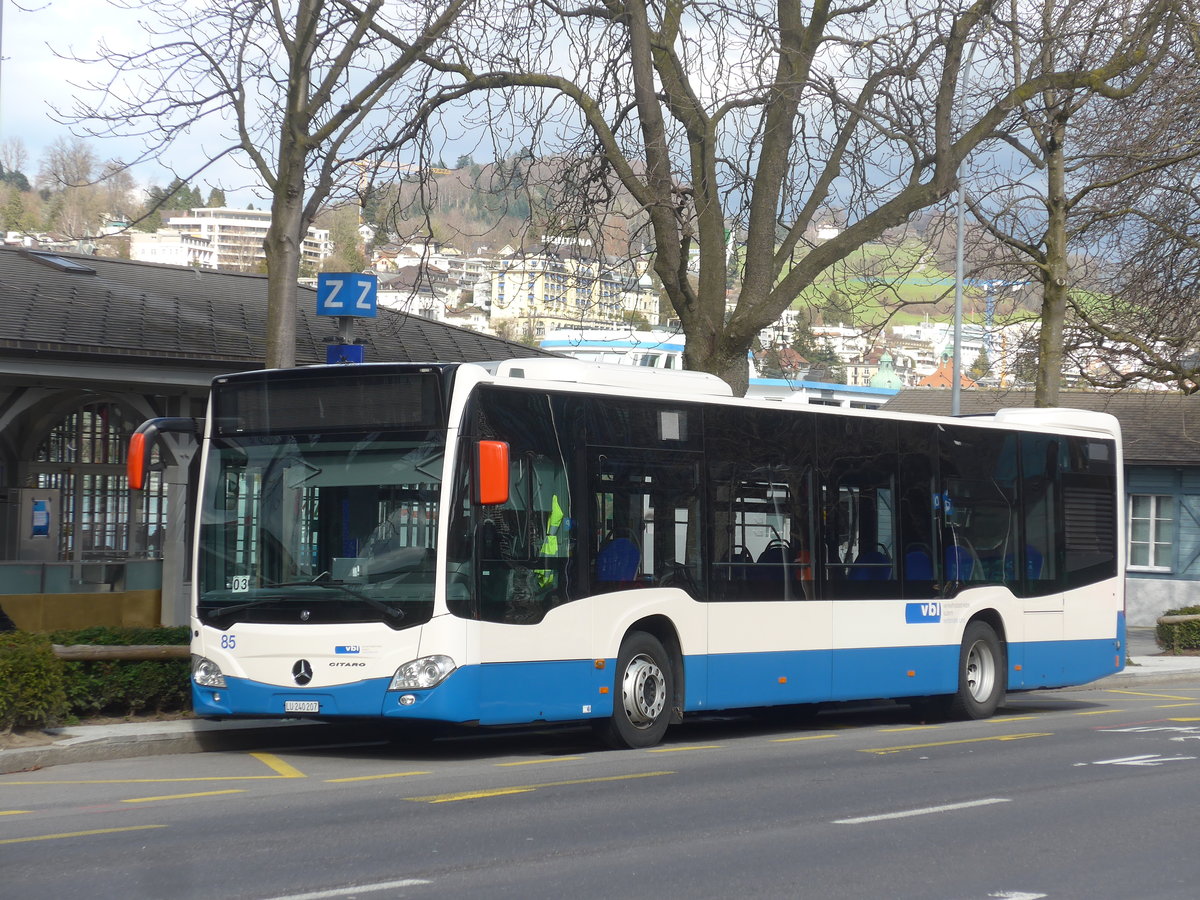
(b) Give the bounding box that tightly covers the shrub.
[0,632,68,730]
[48,626,191,718]
[1156,606,1200,653]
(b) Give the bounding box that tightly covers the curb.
[0,721,352,775]
[1087,667,1200,690]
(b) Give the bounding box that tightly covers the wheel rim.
[621,653,666,728]
[964,639,996,703]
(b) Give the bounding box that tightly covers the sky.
[0,0,259,204]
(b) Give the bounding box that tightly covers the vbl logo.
[905,601,942,623]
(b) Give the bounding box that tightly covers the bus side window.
[817,416,899,600]
[1020,434,1063,595]
[465,389,576,625]
[590,451,701,596]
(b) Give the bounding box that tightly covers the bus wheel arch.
[947,615,1008,720]
[595,618,682,749]
[627,615,684,724]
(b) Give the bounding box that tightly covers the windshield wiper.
[286,578,406,623]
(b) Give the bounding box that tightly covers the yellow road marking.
[1075,709,1123,716]
[647,745,720,753]
[1169,717,1200,722]
[406,770,674,804]
[880,725,944,733]
[0,825,166,845]
[250,752,307,779]
[496,757,584,767]
[771,733,839,743]
[424,787,536,802]
[0,810,31,816]
[325,771,431,783]
[1105,690,1195,701]
[2,775,293,786]
[861,733,1052,755]
[989,716,1039,724]
[122,790,245,804]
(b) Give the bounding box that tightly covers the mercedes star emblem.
[292,659,313,686]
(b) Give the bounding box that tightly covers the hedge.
[1155,607,1200,653]
[1,626,191,730]
[48,626,192,720]
[0,632,69,730]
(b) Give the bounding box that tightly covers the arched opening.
[30,401,168,561]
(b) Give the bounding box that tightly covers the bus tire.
[595,632,673,749]
[947,621,1006,719]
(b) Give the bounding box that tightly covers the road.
[4,681,1200,900]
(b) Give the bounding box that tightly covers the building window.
[1128,494,1173,571]
[32,402,168,561]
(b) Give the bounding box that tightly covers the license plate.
[285,700,319,713]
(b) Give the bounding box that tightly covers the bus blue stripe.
[194,637,1122,723]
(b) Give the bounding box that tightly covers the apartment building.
[484,243,661,339]
[159,208,332,271]
[128,229,217,269]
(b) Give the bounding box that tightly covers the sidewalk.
[3,628,1198,775]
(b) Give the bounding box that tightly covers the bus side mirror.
[128,417,200,490]
[475,440,510,505]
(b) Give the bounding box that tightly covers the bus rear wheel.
[595,632,673,749]
[947,621,1006,719]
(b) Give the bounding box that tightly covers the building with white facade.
[481,243,661,339]
[129,229,217,269]
[162,208,332,272]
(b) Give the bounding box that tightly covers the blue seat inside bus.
[945,544,976,581]
[904,546,934,580]
[848,548,891,580]
[751,541,791,581]
[1023,544,1043,579]
[596,537,640,583]
[721,546,755,581]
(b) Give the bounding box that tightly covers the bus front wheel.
[595,632,673,749]
[947,621,1006,719]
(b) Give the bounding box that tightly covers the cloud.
[0,2,261,203]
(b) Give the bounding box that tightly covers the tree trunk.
[263,179,306,369]
[1035,125,1069,407]
[262,0,316,371]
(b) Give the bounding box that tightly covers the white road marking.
[833,797,1010,825]
[259,879,432,900]
[1091,754,1196,767]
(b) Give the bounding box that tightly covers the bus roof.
[490,357,733,396]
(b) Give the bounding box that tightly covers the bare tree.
[65,0,470,368]
[960,0,1194,405]
[37,135,99,191]
[36,136,109,238]
[0,137,30,178]
[384,0,1177,393]
[1054,48,1200,395]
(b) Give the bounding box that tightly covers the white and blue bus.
[130,358,1125,748]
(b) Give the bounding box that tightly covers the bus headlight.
[192,655,227,688]
[389,655,456,690]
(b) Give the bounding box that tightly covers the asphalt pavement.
[3,627,1197,775]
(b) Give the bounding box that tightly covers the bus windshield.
[196,431,444,630]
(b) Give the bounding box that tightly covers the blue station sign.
[316,273,378,318]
